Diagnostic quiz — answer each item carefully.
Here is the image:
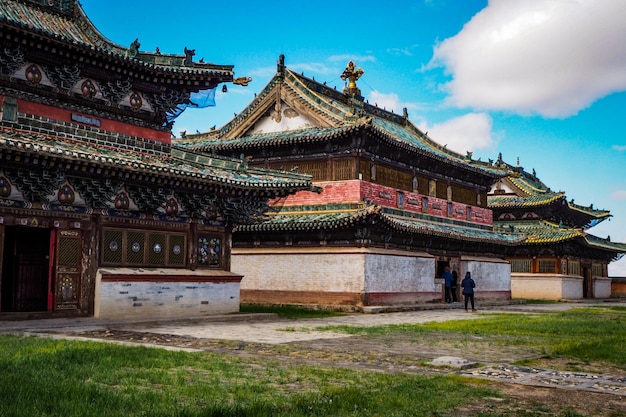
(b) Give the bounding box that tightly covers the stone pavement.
[1,300,626,396]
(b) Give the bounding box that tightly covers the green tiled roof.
[0,0,233,76]
[497,220,583,244]
[495,220,625,254]
[236,203,524,245]
[176,125,362,153]
[0,127,313,191]
[175,68,502,180]
[488,160,611,221]
[488,192,565,208]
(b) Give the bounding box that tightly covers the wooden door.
[54,230,82,311]
[1,227,50,312]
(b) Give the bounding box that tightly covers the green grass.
[0,335,493,417]
[239,303,345,318]
[316,307,626,368]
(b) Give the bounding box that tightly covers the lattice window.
[510,259,532,273]
[169,234,186,266]
[436,181,447,199]
[568,261,581,276]
[58,235,80,267]
[268,161,328,180]
[538,259,556,273]
[103,229,123,264]
[592,264,604,277]
[126,230,146,264]
[102,228,188,267]
[147,233,166,265]
[333,159,354,180]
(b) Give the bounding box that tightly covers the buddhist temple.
[0,1,313,318]
[488,154,626,299]
[176,56,526,308]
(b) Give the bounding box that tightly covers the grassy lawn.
[316,306,626,369]
[239,303,345,318]
[2,307,623,416]
[0,334,494,417]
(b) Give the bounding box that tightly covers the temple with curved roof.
[0,1,313,318]
[176,56,524,307]
[488,154,626,299]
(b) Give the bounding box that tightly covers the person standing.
[461,271,476,312]
[442,267,453,303]
[450,270,458,303]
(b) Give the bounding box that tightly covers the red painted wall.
[272,179,493,226]
[11,97,171,144]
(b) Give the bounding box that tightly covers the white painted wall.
[594,277,612,298]
[235,249,365,293]
[364,253,435,293]
[460,258,511,293]
[94,268,241,319]
[511,274,583,300]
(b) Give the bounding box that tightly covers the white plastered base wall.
[233,248,512,305]
[94,268,241,319]
[511,273,583,300]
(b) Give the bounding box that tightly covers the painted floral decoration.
[25,65,42,84]
[129,92,143,109]
[58,184,75,205]
[81,79,97,98]
[114,192,130,210]
[0,176,11,198]
[165,197,179,216]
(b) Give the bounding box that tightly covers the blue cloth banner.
[166,87,217,123]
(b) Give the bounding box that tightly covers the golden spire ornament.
[340,61,364,96]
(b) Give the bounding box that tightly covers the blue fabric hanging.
[167,87,216,123]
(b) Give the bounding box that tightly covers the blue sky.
[81,0,626,275]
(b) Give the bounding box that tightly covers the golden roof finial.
[340,61,364,96]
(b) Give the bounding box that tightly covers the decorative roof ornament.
[127,38,140,58]
[340,61,364,97]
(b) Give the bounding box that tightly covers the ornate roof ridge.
[488,192,565,208]
[0,127,313,191]
[174,124,364,152]
[378,212,524,245]
[567,200,611,217]
[366,121,502,178]
[284,69,350,124]
[1,0,234,76]
[584,234,626,253]
[496,219,583,244]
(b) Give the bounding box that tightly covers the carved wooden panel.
[55,230,81,310]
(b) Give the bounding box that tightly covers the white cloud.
[366,90,424,114]
[612,145,626,152]
[418,113,495,154]
[430,0,626,117]
[386,45,419,57]
[290,62,336,75]
[611,190,626,201]
[327,54,377,63]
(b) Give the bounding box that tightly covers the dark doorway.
[582,267,593,299]
[1,227,51,312]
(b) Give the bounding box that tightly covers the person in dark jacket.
[450,270,458,303]
[461,271,476,312]
[442,267,453,303]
